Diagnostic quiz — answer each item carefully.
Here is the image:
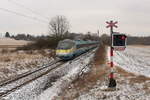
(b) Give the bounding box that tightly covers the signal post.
[106,21,127,88]
[106,21,118,88]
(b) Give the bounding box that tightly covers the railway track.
[0,59,60,87]
[0,48,97,98]
[0,59,63,97]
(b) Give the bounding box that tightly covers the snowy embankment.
[35,50,95,100]
[108,46,150,77]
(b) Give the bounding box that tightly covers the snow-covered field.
[0,49,53,82]
[0,38,30,46]
[0,38,48,82]
[113,46,150,77]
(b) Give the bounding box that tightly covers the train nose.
[56,51,68,56]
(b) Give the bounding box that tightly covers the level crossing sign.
[106,21,118,28]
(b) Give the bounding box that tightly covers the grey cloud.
[0,0,149,36]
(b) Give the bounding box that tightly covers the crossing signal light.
[112,34,127,47]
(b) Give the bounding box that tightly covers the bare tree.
[5,32,10,38]
[49,15,70,38]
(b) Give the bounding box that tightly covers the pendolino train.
[56,39,99,60]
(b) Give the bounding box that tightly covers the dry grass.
[0,68,11,74]
[116,67,135,77]
[75,44,108,84]
[115,66,150,84]
[94,42,107,65]
[0,53,29,63]
[1,49,9,54]
[0,49,54,70]
[129,75,150,94]
[0,49,53,63]
[3,58,11,62]
[143,81,150,94]
[129,75,150,84]
[115,66,150,93]
[0,38,30,45]
[0,48,55,82]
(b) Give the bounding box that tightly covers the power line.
[0,7,48,24]
[8,0,50,21]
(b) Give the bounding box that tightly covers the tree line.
[100,34,150,46]
[5,32,39,41]
[5,15,99,42]
[127,36,150,45]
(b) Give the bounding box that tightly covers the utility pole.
[97,30,100,37]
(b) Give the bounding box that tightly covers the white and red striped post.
[106,20,117,88]
[110,47,114,78]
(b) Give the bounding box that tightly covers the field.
[0,38,149,100]
[113,45,150,77]
[0,38,31,48]
[0,38,54,82]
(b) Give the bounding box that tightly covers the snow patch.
[107,46,150,77]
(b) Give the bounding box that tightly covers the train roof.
[75,40,99,45]
[59,39,75,43]
[59,39,99,46]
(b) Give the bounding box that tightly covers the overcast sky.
[0,0,150,36]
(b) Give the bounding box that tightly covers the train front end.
[56,39,76,60]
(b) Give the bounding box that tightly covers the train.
[56,39,99,60]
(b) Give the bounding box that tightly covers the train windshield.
[57,41,75,49]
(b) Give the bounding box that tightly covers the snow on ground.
[0,38,30,46]
[74,46,150,100]
[1,49,95,100]
[110,46,150,77]
[35,50,95,100]
[76,79,150,100]
[0,50,54,82]
[2,46,150,100]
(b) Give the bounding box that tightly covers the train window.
[57,41,75,49]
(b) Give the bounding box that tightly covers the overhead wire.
[7,0,50,21]
[0,7,48,24]
[0,0,49,34]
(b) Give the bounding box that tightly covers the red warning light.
[121,36,126,40]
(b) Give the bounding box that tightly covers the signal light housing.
[112,33,127,48]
